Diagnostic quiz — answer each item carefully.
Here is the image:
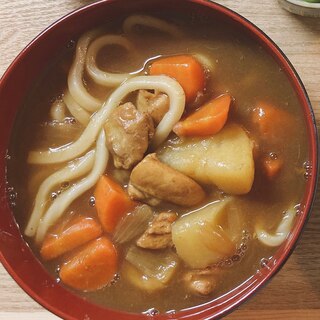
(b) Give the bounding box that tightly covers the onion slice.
[113,205,153,244]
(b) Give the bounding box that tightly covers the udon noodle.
[255,207,297,247]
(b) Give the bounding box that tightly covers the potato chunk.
[158,123,254,195]
[172,199,236,269]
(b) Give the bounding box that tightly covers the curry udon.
[7,13,308,314]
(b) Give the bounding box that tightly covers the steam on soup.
[7,14,308,314]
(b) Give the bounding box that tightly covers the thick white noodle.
[63,90,91,126]
[68,31,102,112]
[123,14,184,38]
[86,35,137,86]
[25,150,95,237]
[28,75,185,164]
[255,207,296,247]
[50,100,66,122]
[35,131,108,243]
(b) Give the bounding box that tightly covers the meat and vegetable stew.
[7,13,309,314]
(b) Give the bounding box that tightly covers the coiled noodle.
[35,131,108,243]
[28,75,185,164]
[25,150,95,237]
[255,207,296,247]
[86,35,137,86]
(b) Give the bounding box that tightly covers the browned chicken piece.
[127,185,161,207]
[183,268,221,296]
[137,211,178,249]
[136,90,169,125]
[128,153,206,207]
[104,102,154,169]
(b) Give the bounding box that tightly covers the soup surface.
[7,13,308,314]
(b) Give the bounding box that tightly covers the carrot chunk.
[173,94,232,137]
[251,102,293,143]
[262,156,283,180]
[94,175,136,233]
[149,55,205,103]
[40,216,102,261]
[59,237,118,291]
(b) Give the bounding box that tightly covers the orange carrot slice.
[251,103,293,143]
[40,216,102,261]
[59,237,118,291]
[173,94,232,137]
[149,55,205,103]
[262,156,283,180]
[94,175,136,233]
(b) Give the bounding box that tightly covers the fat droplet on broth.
[67,39,75,49]
[231,254,241,262]
[304,172,311,180]
[303,160,311,170]
[6,185,15,194]
[51,192,58,200]
[225,259,232,267]
[242,230,251,241]
[303,160,312,180]
[240,243,247,251]
[110,273,121,285]
[213,230,251,268]
[269,152,278,160]
[9,192,16,201]
[49,94,64,104]
[6,185,17,208]
[64,117,76,124]
[89,196,96,207]
[55,265,62,283]
[61,181,70,189]
[9,201,16,208]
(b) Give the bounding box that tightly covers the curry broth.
[7,15,308,314]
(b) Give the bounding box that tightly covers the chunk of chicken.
[183,268,220,296]
[128,153,206,207]
[136,90,169,125]
[137,211,178,249]
[105,102,154,169]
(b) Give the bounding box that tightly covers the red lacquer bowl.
[0,0,318,319]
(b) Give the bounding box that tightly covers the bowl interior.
[0,0,318,319]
